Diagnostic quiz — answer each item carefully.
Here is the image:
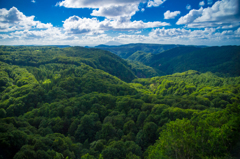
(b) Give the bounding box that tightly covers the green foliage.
[102,45,240,77]
[0,46,240,159]
[96,43,182,59]
[126,60,160,78]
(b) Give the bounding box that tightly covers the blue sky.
[0,0,239,46]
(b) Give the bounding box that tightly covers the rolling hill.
[95,43,185,59]
[108,45,240,77]
[0,46,137,82]
[0,46,240,159]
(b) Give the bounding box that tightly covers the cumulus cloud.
[0,7,78,45]
[31,0,36,3]
[10,27,75,40]
[221,22,240,29]
[56,0,145,8]
[56,0,148,20]
[177,0,240,28]
[57,0,166,9]
[149,28,191,38]
[63,15,170,35]
[147,0,166,7]
[186,4,191,10]
[148,27,240,45]
[199,1,205,7]
[235,27,240,34]
[8,27,240,46]
[91,4,139,20]
[176,8,203,25]
[148,27,215,40]
[56,0,167,19]
[164,10,181,19]
[0,7,52,32]
[63,16,104,35]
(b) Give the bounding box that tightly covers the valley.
[0,45,239,159]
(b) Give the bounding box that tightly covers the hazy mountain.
[104,41,122,46]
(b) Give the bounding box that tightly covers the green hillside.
[0,46,136,82]
[126,60,161,78]
[151,46,240,76]
[0,46,240,159]
[122,45,240,77]
[95,43,184,59]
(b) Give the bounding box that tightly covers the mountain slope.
[0,46,240,159]
[151,46,240,76]
[115,45,240,77]
[0,46,136,82]
[126,60,161,78]
[95,43,184,59]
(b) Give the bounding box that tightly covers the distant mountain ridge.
[95,44,240,77]
[103,41,122,46]
[130,45,240,76]
[95,43,185,59]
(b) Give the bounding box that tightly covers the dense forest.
[0,46,240,159]
[95,43,185,59]
[97,44,240,77]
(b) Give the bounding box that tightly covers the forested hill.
[0,46,136,82]
[95,44,240,77]
[0,46,240,159]
[95,43,185,59]
[149,45,240,76]
[123,45,240,77]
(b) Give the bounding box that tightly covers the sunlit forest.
[0,45,240,159]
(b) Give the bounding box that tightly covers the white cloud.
[56,0,167,19]
[176,8,203,25]
[149,28,191,38]
[164,10,181,19]
[186,4,191,10]
[0,7,78,45]
[0,7,52,32]
[147,0,166,7]
[0,27,79,46]
[148,27,240,45]
[235,27,240,34]
[199,1,205,7]
[141,8,145,12]
[91,4,139,20]
[208,0,213,5]
[221,22,240,29]
[31,0,36,3]
[1,4,240,46]
[63,16,104,35]
[2,26,240,46]
[5,27,76,41]
[56,0,147,19]
[177,0,240,28]
[149,27,219,40]
[56,0,145,8]
[63,15,170,35]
